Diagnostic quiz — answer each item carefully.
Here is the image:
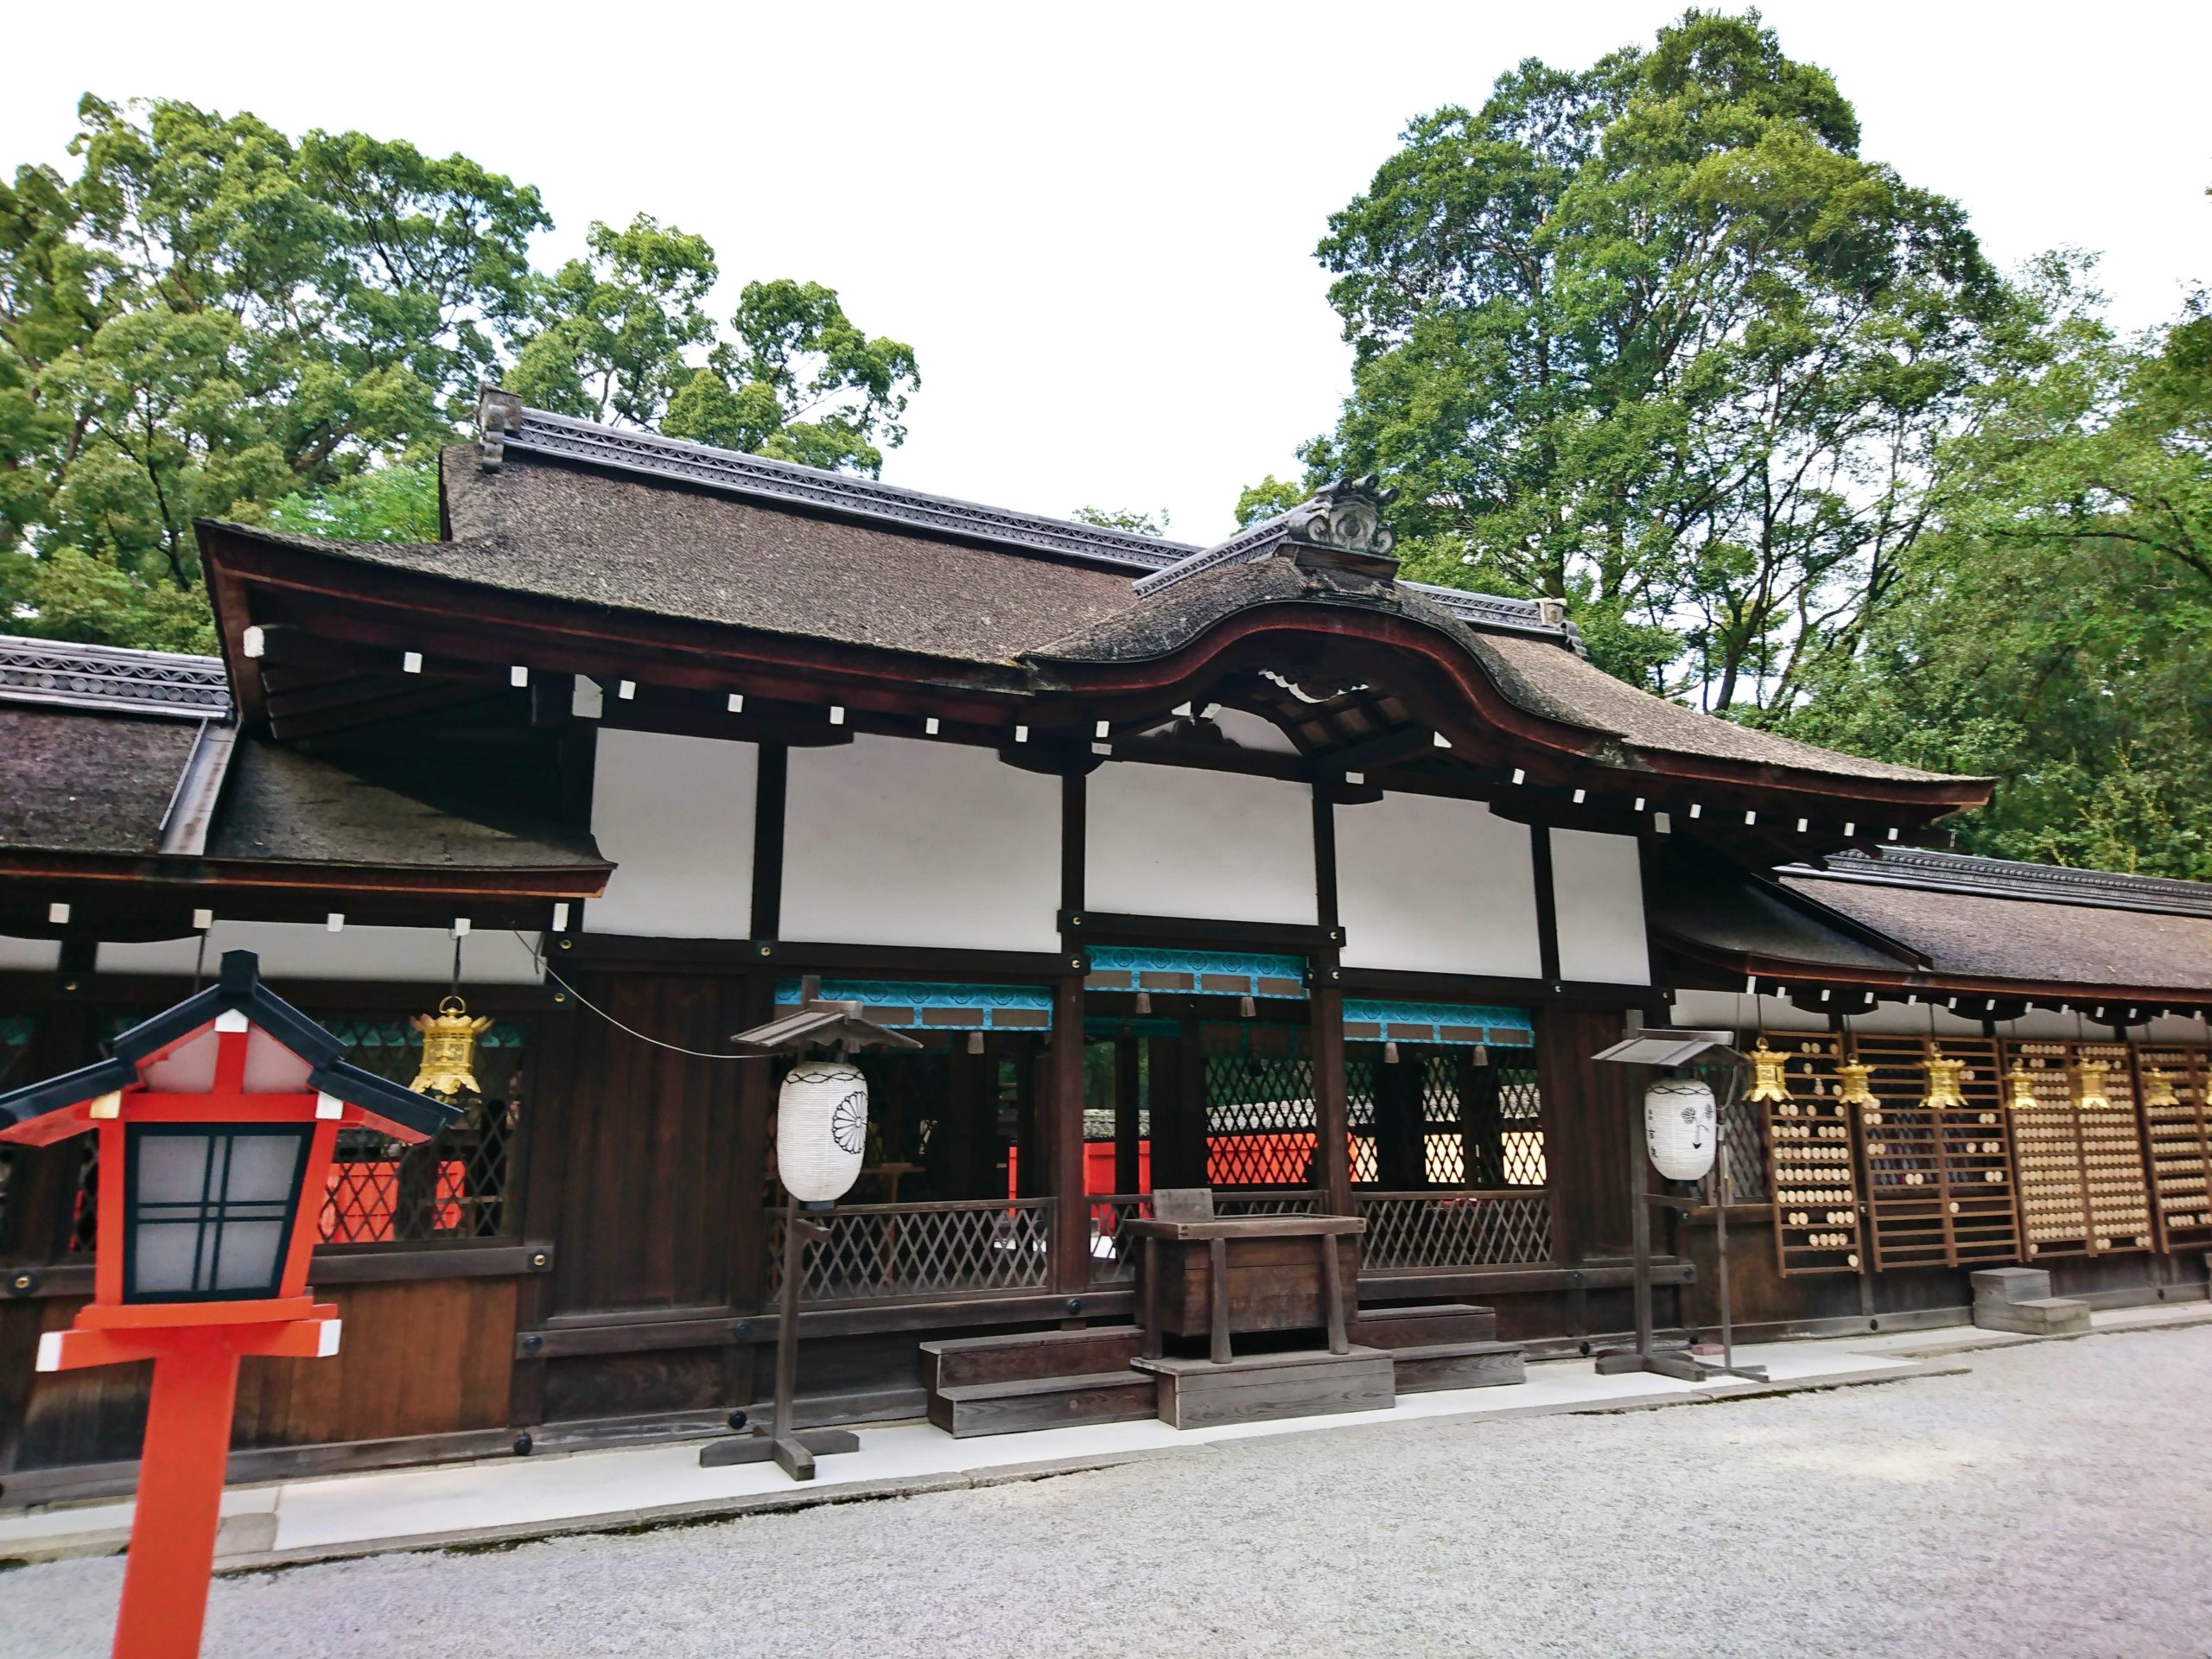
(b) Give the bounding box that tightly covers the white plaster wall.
[1208,707,1301,755]
[0,935,60,971]
[782,734,1061,951]
[587,728,756,939]
[1087,762,1316,926]
[98,923,543,983]
[1335,791,1541,976]
[1550,828,1651,986]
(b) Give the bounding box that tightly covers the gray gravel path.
[7,1328,2210,1659]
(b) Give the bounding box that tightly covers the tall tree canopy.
[1,97,918,652]
[1281,10,2002,702]
[1780,266,2212,878]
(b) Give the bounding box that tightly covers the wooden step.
[1132,1345,1395,1429]
[928,1370,1158,1438]
[919,1325,1145,1392]
[1387,1339,1526,1394]
[1350,1302,1497,1348]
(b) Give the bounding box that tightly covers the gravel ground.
[7,1328,2211,1659]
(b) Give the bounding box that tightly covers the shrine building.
[0,388,2206,1495]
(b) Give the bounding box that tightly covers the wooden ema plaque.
[2134,1044,2212,1251]
[2005,1040,2153,1258]
[1757,1032,1863,1276]
[1851,1034,2021,1271]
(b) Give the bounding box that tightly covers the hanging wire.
[450,931,464,1001]
[192,926,210,995]
[515,931,752,1061]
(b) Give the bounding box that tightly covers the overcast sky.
[10,2,2208,543]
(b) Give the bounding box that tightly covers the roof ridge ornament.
[1132,475,1402,601]
[478,386,524,473]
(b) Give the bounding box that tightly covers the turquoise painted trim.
[772,979,1052,1031]
[1343,999,1533,1039]
[1084,945,1306,997]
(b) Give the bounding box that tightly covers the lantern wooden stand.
[1590,1030,1768,1384]
[0,952,460,1659]
[700,976,920,1481]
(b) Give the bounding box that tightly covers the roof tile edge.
[1784,847,2212,920]
[0,632,230,721]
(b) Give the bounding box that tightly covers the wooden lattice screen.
[1758,1031,1863,1276]
[2134,1044,2212,1252]
[2004,1039,2155,1260]
[1850,1034,2022,1271]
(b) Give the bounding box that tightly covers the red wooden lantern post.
[0,952,460,1659]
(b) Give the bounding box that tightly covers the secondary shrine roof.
[1652,844,2212,1003]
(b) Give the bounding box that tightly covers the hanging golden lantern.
[2069,1058,2113,1113]
[410,996,493,1096]
[2142,1067,2180,1111]
[1745,1039,1793,1103]
[1836,1060,1878,1109]
[1920,1046,1967,1110]
[2005,1063,2039,1113]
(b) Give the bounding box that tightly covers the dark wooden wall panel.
[1533,1004,1635,1261]
[551,971,747,1319]
[233,1279,518,1447]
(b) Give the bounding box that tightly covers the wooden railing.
[1355,1190,1552,1271]
[767,1198,1054,1305]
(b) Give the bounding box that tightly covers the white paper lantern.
[778,1059,869,1203]
[1644,1076,1717,1181]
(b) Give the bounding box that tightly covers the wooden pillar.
[1310,955,1352,1215]
[1050,976,1090,1294]
[1147,1035,1183,1188]
[1177,1033,1208,1188]
[1459,1051,1503,1189]
[1374,1047,1423,1189]
[508,996,580,1429]
[1114,1035,1142,1194]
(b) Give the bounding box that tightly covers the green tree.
[662,279,919,476]
[265,460,439,543]
[1071,505,1172,536]
[505,213,718,429]
[1290,11,2000,699]
[1782,270,2212,878]
[1233,476,1305,528]
[2,94,545,642]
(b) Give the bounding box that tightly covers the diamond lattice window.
[321,1017,529,1244]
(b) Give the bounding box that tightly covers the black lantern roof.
[0,950,460,1138]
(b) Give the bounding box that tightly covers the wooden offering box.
[1128,1213,1364,1363]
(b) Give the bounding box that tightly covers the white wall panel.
[1335,791,1540,976]
[1086,763,1316,926]
[99,923,543,983]
[1551,828,1651,986]
[783,734,1061,951]
[587,728,756,939]
[0,935,60,971]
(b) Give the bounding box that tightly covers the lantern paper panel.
[778,1060,869,1203]
[126,1123,313,1301]
[1644,1077,1717,1181]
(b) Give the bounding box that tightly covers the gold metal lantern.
[2142,1067,2180,1111]
[2005,1063,2039,1113]
[410,996,493,1096]
[1920,1047,1967,1111]
[1836,1059,1878,1109]
[2069,1058,2113,1113]
[1745,1040,1793,1104]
